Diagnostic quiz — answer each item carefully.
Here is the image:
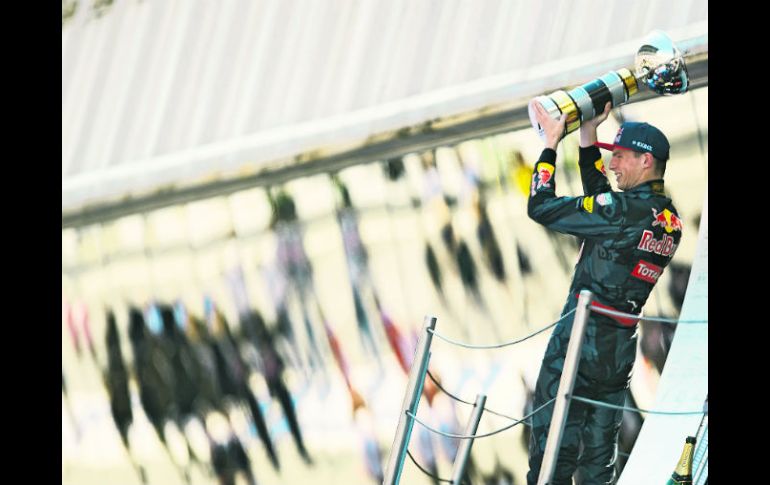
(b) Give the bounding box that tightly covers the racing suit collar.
[626,179,665,196]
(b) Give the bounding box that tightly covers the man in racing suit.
[526,102,683,484]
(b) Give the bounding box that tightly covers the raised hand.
[580,102,612,147]
[530,99,567,150]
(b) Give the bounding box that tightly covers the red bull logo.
[594,159,607,176]
[535,162,554,190]
[638,230,678,257]
[651,208,683,234]
[614,127,624,143]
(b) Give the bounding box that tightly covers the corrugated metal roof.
[62,0,707,211]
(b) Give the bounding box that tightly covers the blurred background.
[62,1,707,484]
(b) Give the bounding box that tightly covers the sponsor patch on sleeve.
[534,162,555,190]
[596,192,613,206]
[631,260,663,283]
[594,159,607,176]
[581,196,594,213]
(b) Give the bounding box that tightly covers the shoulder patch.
[582,196,594,213]
[596,192,613,206]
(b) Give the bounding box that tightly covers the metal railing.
[381,292,707,484]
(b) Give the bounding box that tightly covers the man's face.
[609,148,646,190]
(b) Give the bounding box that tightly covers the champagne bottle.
[666,436,696,484]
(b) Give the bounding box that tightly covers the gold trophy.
[529,30,690,140]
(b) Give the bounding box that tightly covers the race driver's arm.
[528,100,623,240]
[527,149,623,239]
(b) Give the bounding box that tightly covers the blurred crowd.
[63,139,695,485]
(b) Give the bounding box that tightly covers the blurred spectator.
[239,309,313,465]
[103,310,148,483]
[331,174,386,375]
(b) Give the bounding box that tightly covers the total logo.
[631,260,663,284]
[651,208,683,234]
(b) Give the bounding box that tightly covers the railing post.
[382,315,437,485]
[537,290,593,485]
[450,393,486,484]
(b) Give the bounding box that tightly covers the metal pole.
[692,396,709,483]
[537,290,593,485]
[382,315,437,485]
[450,393,487,484]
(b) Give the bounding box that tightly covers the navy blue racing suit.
[525,146,683,484]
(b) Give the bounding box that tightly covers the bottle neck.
[672,441,695,478]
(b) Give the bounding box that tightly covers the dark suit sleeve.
[578,146,612,195]
[528,148,624,240]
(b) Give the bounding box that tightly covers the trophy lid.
[635,30,689,95]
